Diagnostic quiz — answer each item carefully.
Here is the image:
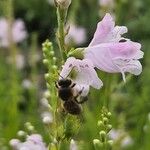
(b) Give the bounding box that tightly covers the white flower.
[0,18,27,47]
[60,57,103,95]
[41,111,53,124]
[22,79,32,89]
[70,139,78,150]
[65,23,86,45]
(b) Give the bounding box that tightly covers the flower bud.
[103,117,109,125]
[67,48,84,59]
[107,124,112,132]
[99,131,106,142]
[17,130,26,137]
[56,0,71,9]
[45,73,50,81]
[106,140,113,149]
[93,139,103,150]
[97,120,103,128]
[107,112,112,118]
[43,59,49,66]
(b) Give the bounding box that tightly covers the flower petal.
[60,57,103,89]
[89,13,115,46]
[108,41,143,60]
[74,59,103,89]
[60,57,76,78]
[113,59,142,75]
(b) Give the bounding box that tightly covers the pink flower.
[65,23,86,45]
[10,134,47,150]
[60,57,103,95]
[84,13,144,81]
[0,18,27,47]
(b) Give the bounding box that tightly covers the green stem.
[104,74,111,109]
[56,6,67,61]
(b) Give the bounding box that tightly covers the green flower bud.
[43,59,49,66]
[107,124,112,132]
[67,48,85,59]
[93,139,103,150]
[106,140,113,150]
[107,112,112,118]
[52,65,58,70]
[28,125,35,132]
[42,47,48,53]
[97,120,103,128]
[46,41,52,47]
[53,57,57,63]
[99,131,106,142]
[103,117,109,125]
[50,51,55,56]
[17,130,26,138]
[45,73,50,81]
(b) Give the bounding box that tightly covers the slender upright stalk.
[56,6,68,61]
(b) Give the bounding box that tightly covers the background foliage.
[0,0,150,149]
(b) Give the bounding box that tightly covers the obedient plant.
[8,0,144,150]
[42,1,143,150]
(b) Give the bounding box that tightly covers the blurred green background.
[0,0,150,149]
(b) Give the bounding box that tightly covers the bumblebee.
[56,78,87,115]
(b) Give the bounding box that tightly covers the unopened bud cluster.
[93,107,113,150]
[42,40,58,90]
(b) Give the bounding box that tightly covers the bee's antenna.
[57,72,64,79]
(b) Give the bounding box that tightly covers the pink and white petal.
[113,26,128,37]
[60,57,76,78]
[73,59,103,89]
[121,60,142,75]
[85,45,119,73]
[108,41,143,60]
[113,59,142,81]
[89,13,115,46]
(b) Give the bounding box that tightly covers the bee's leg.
[77,96,88,104]
[71,83,76,88]
[75,87,84,99]
[55,82,59,88]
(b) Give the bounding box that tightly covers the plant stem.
[104,74,111,109]
[56,6,67,61]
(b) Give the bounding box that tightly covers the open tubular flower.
[60,57,103,95]
[84,13,144,81]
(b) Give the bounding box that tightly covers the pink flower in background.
[84,13,144,81]
[10,134,47,150]
[99,0,114,8]
[65,23,86,45]
[0,18,27,47]
[60,57,103,95]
